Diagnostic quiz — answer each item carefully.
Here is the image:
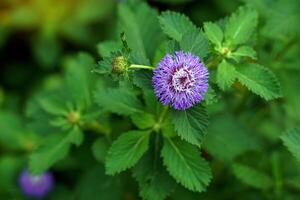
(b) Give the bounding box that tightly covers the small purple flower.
[19,170,54,198]
[152,51,209,110]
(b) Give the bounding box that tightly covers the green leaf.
[204,114,259,161]
[94,87,143,116]
[232,163,273,189]
[64,53,95,109]
[281,128,300,162]
[132,70,153,91]
[105,130,151,175]
[29,134,72,174]
[159,11,196,41]
[133,153,176,200]
[131,112,156,129]
[171,105,209,146]
[204,22,223,47]
[97,40,121,57]
[92,138,109,163]
[162,138,212,192]
[225,6,258,46]
[204,86,218,105]
[38,95,68,116]
[231,46,257,60]
[68,126,84,146]
[95,55,113,75]
[235,63,282,100]
[216,60,236,90]
[180,30,208,59]
[118,2,164,61]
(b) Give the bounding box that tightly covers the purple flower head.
[152,51,209,110]
[19,170,54,198]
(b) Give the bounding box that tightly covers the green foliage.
[204,114,259,161]
[1,0,300,199]
[171,105,209,146]
[216,60,236,90]
[225,6,258,46]
[204,22,223,48]
[118,2,164,63]
[105,130,151,175]
[29,134,72,174]
[94,87,143,116]
[159,11,196,41]
[161,138,212,192]
[281,128,300,162]
[180,30,208,59]
[236,63,282,100]
[232,163,273,189]
[133,153,176,200]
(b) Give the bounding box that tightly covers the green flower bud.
[111,56,129,74]
[67,111,81,124]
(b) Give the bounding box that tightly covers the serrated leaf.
[232,163,273,189]
[29,134,72,174]
[180,30,208,59]
[94,55,113,75]
[171,104,209,146]
[216,60,236,90]
[204,114,259,161]
[118,2,164,61]
[159,11,196,41]
[204,22,223,47]
[231,46,257,60]
[162,138,212,192]
[204,86,218,105]
[131,112,156,129]
[94,87,143,116]
[132,70,153,91]
[235,63,282,100]
[281,128,300,162]
[225,7,258,46]
[133,153,176,200]
[105,130,150,175]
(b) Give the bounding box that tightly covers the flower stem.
[129,64,155,70]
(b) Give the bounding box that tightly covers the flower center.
[172,68,195,92]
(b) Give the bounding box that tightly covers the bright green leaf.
[204,22,223,47]
[225,7,258,46]
[105,130,151,175]
[171,105,209,146]
[162,138,212,192]
[216,60,236,90]
[231,46,257,60]
[236,63,282,100]
[131,112,156,129]
[180,30,208,59]
[159,11,196,41]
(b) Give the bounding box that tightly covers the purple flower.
[152,51,209,110]
[19,170,54,198]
